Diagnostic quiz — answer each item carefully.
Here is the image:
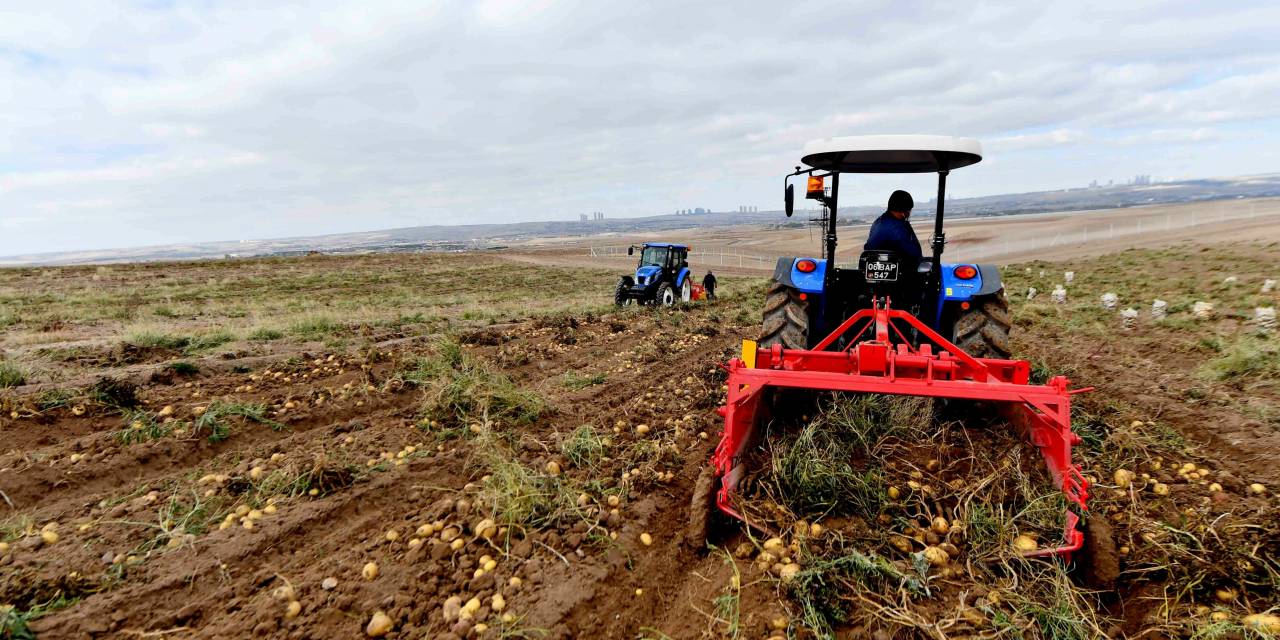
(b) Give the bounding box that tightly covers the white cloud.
[3,0,1280,255]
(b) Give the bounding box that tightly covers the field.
[1,239,1278,639]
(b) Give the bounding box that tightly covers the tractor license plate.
[865,261,899,281]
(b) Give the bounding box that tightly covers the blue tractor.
[763,135,1010,358]
[615,242,695,307]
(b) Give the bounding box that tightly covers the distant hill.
[4,173,1279,266]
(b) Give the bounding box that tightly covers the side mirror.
[784,184,794,218]
[627,246,634,256]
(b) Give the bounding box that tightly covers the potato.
[546,461,562,476]
[366,611,393,637]
[1213,588,1236,604]
[778,562,801,582]
[361,562,379,581]
[762,537,785,553]
[41,530,59,545]
[273,585,296,601]
[1243,613,1280,633]
[640,532,653,546]
[889,536,913,553]
[922,546,949,566]
[1248,483,1267,495]
[385,529,400,542]
[284,600,301,619]
[473,518,497,540]
[442,596,463,622]
[930,517,950,535]
[1012,535,1038,553]
[491,593,506,612]
[607,495,621,508]
[1152,483,1170,496]
[887,486,901,499]
[483,559,497,571]
[1113,469,1134,489]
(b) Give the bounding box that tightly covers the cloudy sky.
[3,1,1279,255]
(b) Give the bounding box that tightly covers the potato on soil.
[366,611,393,637]
[922,546,949,566]
[361,562,379,580]
[1012,535,1038,553]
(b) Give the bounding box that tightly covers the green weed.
[406,337,545,427]
[123,330,189,350]
[560,425,607,469]
[192,401,282,442]
[787,543,925,638]
[1200,335,1280,381]
[0,361,26,388]
[247,327,284,342]
[289,315,343,341]
[116,409,174,444]
[562,371,607,390]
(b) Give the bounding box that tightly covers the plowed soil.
[2,242,1278,639]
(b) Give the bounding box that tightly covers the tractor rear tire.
[760,281,809,350]
[685,464,718,551]
[953,289,1012,359]
[656,282,676,307]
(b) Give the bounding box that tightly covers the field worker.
[864,190,923,268]
[702,271,717,300]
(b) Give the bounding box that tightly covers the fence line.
[586,201,1279,268]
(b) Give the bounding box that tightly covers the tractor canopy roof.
[641,242,688,249]
[801,135,982,174]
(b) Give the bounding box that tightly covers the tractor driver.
[864,190,923,270]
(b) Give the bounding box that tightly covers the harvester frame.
[693,135,1101,566]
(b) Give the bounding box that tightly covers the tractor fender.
[940,263,1002,300]
[676,267,691,287]
[771,257,825,294]
[975,264,1003,296]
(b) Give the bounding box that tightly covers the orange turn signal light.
[953,265,978,280]
[806,175,825,196]
[795,259,817,273]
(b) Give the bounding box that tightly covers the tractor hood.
[635,265,662,282]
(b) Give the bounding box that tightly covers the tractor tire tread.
[759,281,808,350]
[685,465,718,551]
[953,289,1012,359]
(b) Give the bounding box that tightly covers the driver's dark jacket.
[864,212,923,267]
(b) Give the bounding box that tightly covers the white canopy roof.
[800,135,982,173]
